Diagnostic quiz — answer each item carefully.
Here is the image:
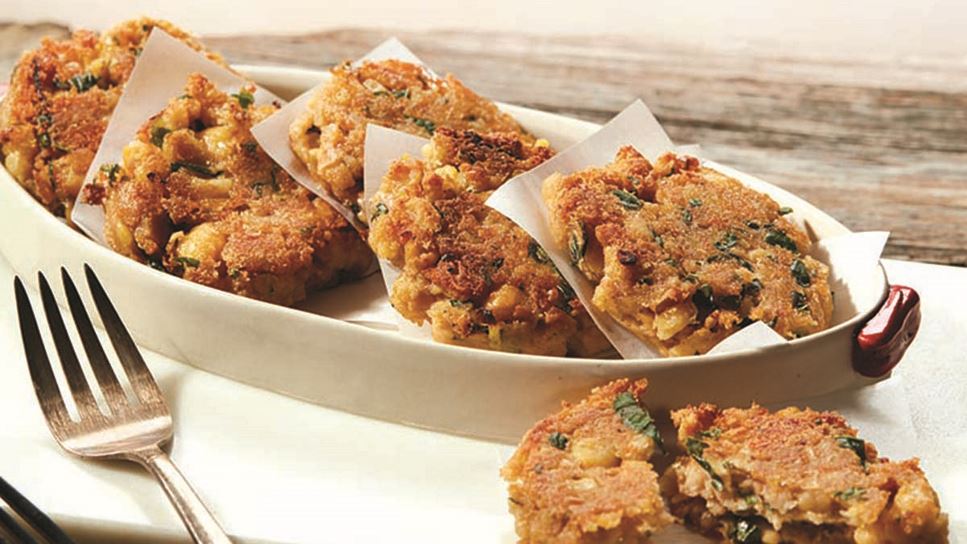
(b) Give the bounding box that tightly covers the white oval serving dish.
[0,65,895,442]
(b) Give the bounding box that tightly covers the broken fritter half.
[501,379,673,543]
[542,147,833,356]
[84,73,373,306]
[367,128,609,357]
[662,404,949,543]
[289,59,534,213]
[0,18,222,217]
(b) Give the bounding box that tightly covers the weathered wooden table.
[3,24,964,265]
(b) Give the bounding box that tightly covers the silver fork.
[13,265,231,544]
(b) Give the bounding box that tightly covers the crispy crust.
[289,59,533,211]
[501,379,673,543]
[89,73,372,306]
[662,404,949,543]
[0,18,222,217]
[542,147,834,356]
[367,128,609,356]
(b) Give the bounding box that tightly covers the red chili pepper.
[852,285,921,377]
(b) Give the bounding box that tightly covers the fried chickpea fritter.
[368,128,609,356]
[501,379,673,543]
[543,148,833,356]
[662,404,949,543]
[289,59,534,212]
[87,73,372,306]
[0,18,222,217]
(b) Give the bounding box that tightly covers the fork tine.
[0,507,39,544]
[60,269,128,409]
[14,278,71,434]
[37,273,100,420]
[83,265,165,406]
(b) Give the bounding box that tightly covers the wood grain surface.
[2,24,964,265]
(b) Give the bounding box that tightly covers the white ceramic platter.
[0,65,890,443]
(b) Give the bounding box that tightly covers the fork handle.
[128,446,232,544]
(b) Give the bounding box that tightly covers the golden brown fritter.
[543,148,833,356]
[501,379,673,543]
[289,59,534,212]
[86,73,372,306]
[662,404,949,543]
[367,128,609,357]
[0,18,222,217]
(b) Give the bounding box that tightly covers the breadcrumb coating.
[501,379,673,543]
[0,18,222,218]
[87,73,372,305]
[368,128,609,356]
[289,59,533,213]
[662,404,948,543]
[542,147,833,356]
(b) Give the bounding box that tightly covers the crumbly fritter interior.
[501,379,672,543]
[661,404,949,543]
[0,18,222,218]
[542,147,834,356]
[289,59,534,212]
[367,128,609,357]
[86,73,372,306]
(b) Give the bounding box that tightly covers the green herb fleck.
[70,72,98,93]
[699,427,722,439]
[730,518,761,543]
[392,88,410,99]
[232,89,255,109]
[548,432,569,450]
[764,228,798,252]
[229,268,241,279]
[528,241,550,264]
[790,259,811,287]
[36,113,51,126]
[176,256,200,268]
[682,208,693,225]
[836,436,867,466]
[715,231,738,251]
[613,392,665,453]
[693,283,714,311]
[742,279,763,298]
[778,206,793,215]
[568,230,586,264]
[612,189,643,210]
[171,161,219,178]
[37,132,51,148]
[409,116,436,135]
[372,202,389,219]
[688,197,702,207]
[746,220,761,230]
[99,163,120,185]
[686,436,723,490]
[151,126,170,148]
[652,230,664,248]
[743,495,759,506]
[834,487,867,501]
